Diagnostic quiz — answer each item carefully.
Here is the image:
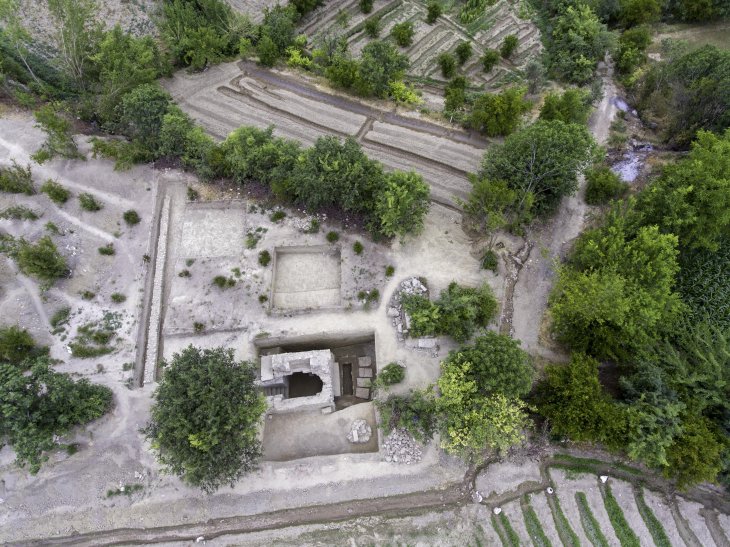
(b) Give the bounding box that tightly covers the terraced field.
[301,0,542,91]
[164,60,488,208]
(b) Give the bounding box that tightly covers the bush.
[326,230,340,243]
[376,389,439,441]
[426,1,442,24]
[391,22,414,48]
[481,250,498,272]
[438,53,456,78]
[31,104,82,163]
[257,35,279,67]
[359,0,373,13]
[179,269,191,278]
[258,250,271,266]
[15,236,67,285]
[539,88,593,126]
[377,362,405,386]
[500,34,518,59]
[213,275,236,288]
[193,322,205,333]
[584,166,628,205]
[467,87,530,137]
[0,206,39,221]
[481,49,500,72]
[385,265,395,277]
[455,42,472,65]
[370,171,430,238]
[110,293,126,303]
[0,325,40,366]
[269,210,286,222]
[0,161,34,194]
[143,346,266,492]
[353,241,364,255]
[98,243,115,256]
[40,179,69,204]
[80,290,95,300]
[364,17,381,38]
[78,193,102,211]
[123,210,141,225]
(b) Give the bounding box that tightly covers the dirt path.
[509,60,619,359]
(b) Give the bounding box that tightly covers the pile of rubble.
[382,428,423,465]
[387,277,438,355]
[347,419,372,444]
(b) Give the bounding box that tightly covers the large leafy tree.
[539,88,592,125]
[550,210,684,360]
[637,129,730,252]
[478,120,597,222]
[466,87,530,137]
[116,84,172,151]
[144,346,266,493]
[357,41,409,98]
[370,171,430,239]
[0,354,112,473]
[47,0,101,89]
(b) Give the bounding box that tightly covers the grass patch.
[69,312,120,358]
[602,483,640,547]
[549,489,581,547]
[634,488,671,547]
[123,210,140,225]
[110,293,126,303]
[523,495,552,547]
[245,227,266,249]
[576,492,610,547]
[552,454,642,476]
[187,186,199,201]
[353,241,364,255]
[326,230,339,243]
[78,193,102,211]
[270,210,286,222]
[0,205,40,220]
[45,221,61,234]
[304,218,320,233]
[494,513,520,547]
[80,290,96,300]
[50,306,71,332]
[212,275,236,289]
[0,161,34,194]
[385,265,395,277]
[40,179,69,204]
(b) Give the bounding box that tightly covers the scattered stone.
[493,507,502,515]
[381,428,423,465]
[387,307,399,317]
[472,490,483,503]
[546,487,554,494]
[600,475,608,483]
[347,419,372,444]
[417,337,437,349]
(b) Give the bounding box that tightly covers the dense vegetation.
[0,329,112,473]
[144,346,266,493]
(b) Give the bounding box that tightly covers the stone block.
[357,356,372,368]
[356,377,371,388]
[355,387,370,399]
[358,367,373,378]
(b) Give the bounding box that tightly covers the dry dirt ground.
[163,59,487,209]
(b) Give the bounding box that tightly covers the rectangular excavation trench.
[257,332,379,461]
[270,245,342,311]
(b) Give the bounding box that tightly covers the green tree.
[261,5,297,55]
[0,354,112,473]
[116,84,172,152]
[358,41,409,97]
[637,129,730,251]
[32,104,82,163]
[615,26,651,75]
[625,393,685,468]
[466,87,530,137]
[550,3,609,84]
[536,353,628,448]
[442,331,534,398]
[479,120,598,221]
[91,26,167,126]
[438,52,456,78]
[364,17,381,38]
[370,170,430,239]
[462,177,518,247]
[444,76,467,114]
[0,325,40,366]
[455,41,472,65]
[426,1,442,23]
[539,88,592,125]
[481,49,500,72]
[500,34,518,58]
[619,0,662,26]
[391,21,415,47]
[47,0,101,88]
[15,236,68,285]
[584,165,628,205]
[665,414,726,488]
[434,282,498,343]
[550,211,684,360]
[256,35,279,67]
[144,346,266,493]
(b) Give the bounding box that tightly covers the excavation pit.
[271,245,341,311]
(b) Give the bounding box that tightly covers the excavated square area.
[179,207,245,257]
[272,245,341,310]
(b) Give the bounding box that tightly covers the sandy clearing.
[475,459,542,499]
[678,497,717,547]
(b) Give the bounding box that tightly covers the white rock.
[493,507,502,515]
[546,487,554,494]
[600,475,608,483]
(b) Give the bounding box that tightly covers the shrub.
[69,322,117,358]
[438,53,456,78]
[213,275,236,289]
[435,282,498,342]
[49,307,71,330]
[40,179,69,204]
[110,293,126,303]
[98,244,115,256]
[143,346,266,492]
[32,104,82,163]
[385,265,395,277]
[481,250,498,272]
[500,34,518,58]
[15,236,67,285]
[359,0,373,13]
[455,42,472,65]
[584,166,628,205]
[80,290,96,300]
[123,210,141,225]
[0,325,40,365]
[78,193,102,212]
[258,294,268,303]
[401,294,441,337]
[426,1,442,24]
[377,362,405,386]
[0,161,34,195]
[193,322,205,333]
[481,49,500,72]
[0,206,39,221]
[353,241,364,255]
[391,22,414,48]
[178,269,191,278]
[326,231,339,243]
[364,17,381,38]
[269,210,286,222]
[187,186,199,201]
[376,389,439,441]
[258,250,271,267]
